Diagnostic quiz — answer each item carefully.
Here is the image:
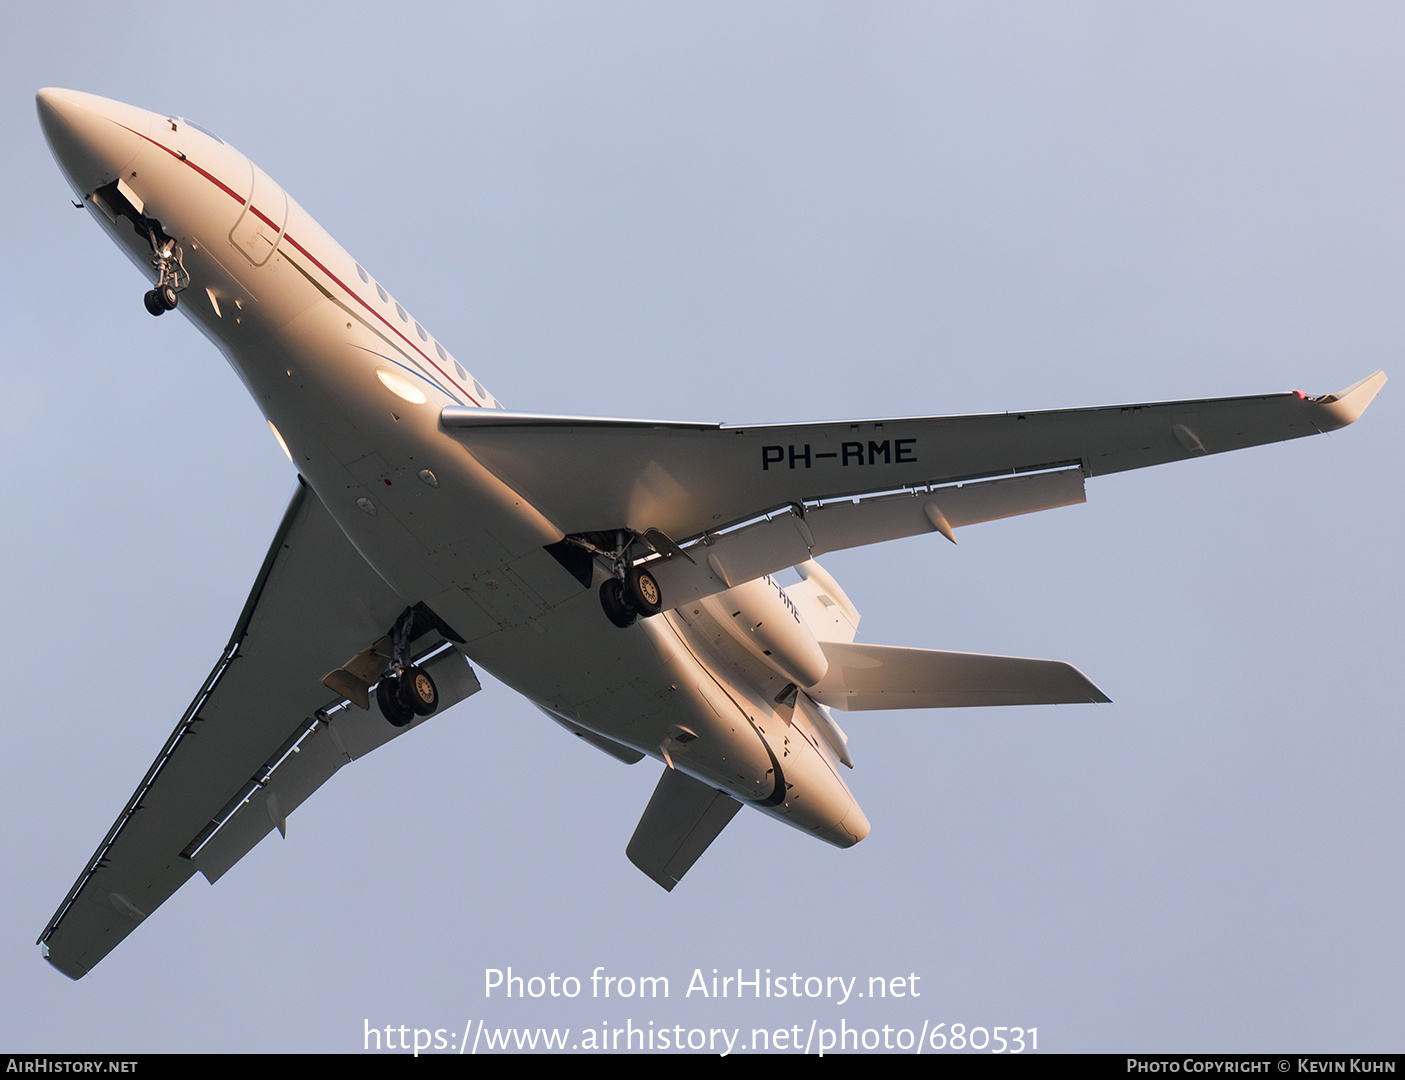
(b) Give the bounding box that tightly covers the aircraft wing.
[443,370,1387,545]
[38,480,479,979]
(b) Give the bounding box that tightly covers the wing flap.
[442,372,1385,542]
[808,642,1111,711]
[191,646,481,884]
[626,767,742,891]
[647,468,1085,607]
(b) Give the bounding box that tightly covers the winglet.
[1311,369,1387,429]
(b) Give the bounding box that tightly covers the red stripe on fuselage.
[112,120,482,406]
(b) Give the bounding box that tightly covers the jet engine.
[697,574,830,688]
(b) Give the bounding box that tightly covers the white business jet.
[34,88,1385,980]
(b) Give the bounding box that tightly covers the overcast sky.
[1,1,1400,1054]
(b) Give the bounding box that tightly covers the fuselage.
[38,89,870,851]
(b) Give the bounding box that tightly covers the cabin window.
[435,342,448,362]
[454,361,467,380]
[473,379,488,401]
[395,303,409,322]
[376,284,389,303]
[356,264,369,283]
[415,321,428,342]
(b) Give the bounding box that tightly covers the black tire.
[158,283,179,310]
[400,666,439,716]
[376,675,415,727]
[143,290,166,317]
[599,578,637,628]
[626,566,663,616]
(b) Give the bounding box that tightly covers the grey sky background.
[1,2,1400,1053]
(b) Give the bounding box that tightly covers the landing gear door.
[228,161,287,266]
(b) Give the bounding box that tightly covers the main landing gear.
[374,608,440,727]
[559,530,670,629]
[376,665,439,727]
[600,564,663,629]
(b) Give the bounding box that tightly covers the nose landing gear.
[142,226,188,317]
[143,283,179,316]
[87,179,190,317]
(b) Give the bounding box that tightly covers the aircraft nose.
[36,88,152,197]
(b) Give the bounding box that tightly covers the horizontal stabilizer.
[808,642,1110,711]
[626,767,742,891]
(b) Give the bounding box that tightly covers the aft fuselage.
[38,89,870,851]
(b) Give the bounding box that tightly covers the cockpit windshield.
[176,117,224,144]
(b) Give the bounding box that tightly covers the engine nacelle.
[699,574,830,687]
